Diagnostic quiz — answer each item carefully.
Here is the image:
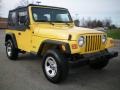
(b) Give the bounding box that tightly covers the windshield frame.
[31,6,73,23]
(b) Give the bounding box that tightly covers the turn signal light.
[110,40,114,44]
[72,44,78,49]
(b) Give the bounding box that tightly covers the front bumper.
[69,50,118,65]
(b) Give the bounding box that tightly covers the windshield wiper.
[53,21,71,26]
[35,20,47,22]
[35,20,54,26]
[65,22,71,26]
[35,20,70,26]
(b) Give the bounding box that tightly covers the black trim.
[31,7,73,23]
[38,40,71,54]
[68,50,118,65]
[9,4,68,13]
[8,4,73,30]
[8,7,30,30]
[5,33,18,48]
[68,34,72,41]
[28,4,67,10]
[13,4,68,11]
[30,4,73,23]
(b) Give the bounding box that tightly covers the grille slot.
[85,35,101,52]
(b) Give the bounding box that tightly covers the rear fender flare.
[5,33,18,48]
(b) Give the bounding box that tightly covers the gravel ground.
[0,30,120,90]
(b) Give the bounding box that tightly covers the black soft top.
[10,4,67,12]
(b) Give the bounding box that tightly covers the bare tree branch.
[19,0,29,6]
[18,0,34,6]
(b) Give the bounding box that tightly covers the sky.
[1,0,120,26]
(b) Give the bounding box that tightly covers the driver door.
[16,8,32,52]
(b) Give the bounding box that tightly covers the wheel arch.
[37,40,71,56]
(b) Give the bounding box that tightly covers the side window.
[8,11,17,26]
[8,8,29,30]
[18,11,27,26]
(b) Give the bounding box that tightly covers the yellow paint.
[6,6,114,55]
[105,37,114,48]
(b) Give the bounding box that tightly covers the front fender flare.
[38,40,71,54]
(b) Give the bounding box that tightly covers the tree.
[103,18,112,27]
[109,24,117,29]
[18,0,35,6]
[19,0,29,6]
[81,17,86,27]
[96,20,103,27]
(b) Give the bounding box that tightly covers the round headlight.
[78,36,84,47]
[102,35,107,43]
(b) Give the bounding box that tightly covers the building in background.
[0,17,8,29]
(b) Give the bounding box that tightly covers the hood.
[33,26,104,40]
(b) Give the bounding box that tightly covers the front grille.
[85,35,102,52]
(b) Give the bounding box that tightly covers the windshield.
[32,7,73,23]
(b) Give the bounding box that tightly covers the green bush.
[107,29,120,39]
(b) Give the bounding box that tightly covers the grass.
[107,29,120,39]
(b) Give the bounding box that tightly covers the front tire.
[6,39,18,60]
[42,49,69,83]
[89,59,109,70]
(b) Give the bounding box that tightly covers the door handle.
[18,32,21,35]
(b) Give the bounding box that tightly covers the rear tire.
[42,49,69,83]
[89,59,109,70]
[6,39,18,60]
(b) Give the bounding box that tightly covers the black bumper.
[89,51,118,61]
[69,51,118,65]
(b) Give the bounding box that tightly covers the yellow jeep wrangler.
[5,4,118,83]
